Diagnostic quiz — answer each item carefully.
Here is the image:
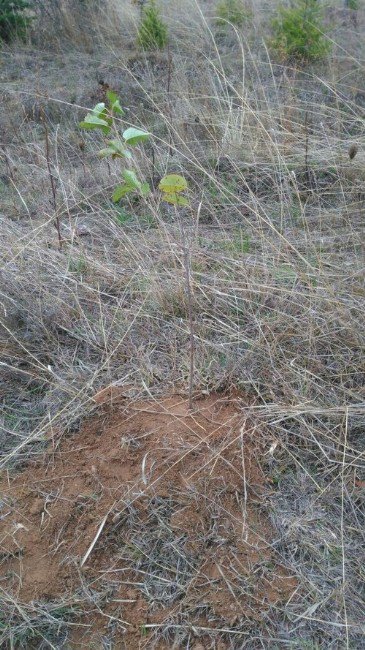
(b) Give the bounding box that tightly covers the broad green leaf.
[122,169,142,190]
[159,174,188,194]
[91,102,106,114]
[106,90,124,115]
[111,99,124,116]
[98,146,119,158]
[106,91,118,104]
[162,193,190,207]
[123,127,150,146]
[80,114,109,128]
[112,184,134,202]
[80,112,111,134]
[80,102,113,133]
[98,139,131,159]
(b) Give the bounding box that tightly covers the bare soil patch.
[0,392,296,647]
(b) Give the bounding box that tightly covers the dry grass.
[0,0,365,647]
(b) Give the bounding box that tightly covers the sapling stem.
[304,109,310,189]
[151,145,157,189]
[42,110,62,249]
[167,43,174,157]
[178,211,194,411]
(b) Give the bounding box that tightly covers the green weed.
[270,0,331,63]
[137,0,168,50]
[215,0,250,27]
[67,256,88,276]
[0,0,32,43]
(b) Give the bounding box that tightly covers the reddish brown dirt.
[0,392,296,648]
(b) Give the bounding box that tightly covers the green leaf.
[162,193,190,207]
[80,115,111,134]
[98,146,118,158]
[112,184,134,202]
[80,102,112,133]
[106,90,124,115]
[113,172,149,202]
[123,127,150,146]
[80,114,109,129]
[92,102,106,113]
[98,139,131,159]
[159,174,189,206]
[106,91,118,104]
[159,174,188,194]
[122,169,142,190]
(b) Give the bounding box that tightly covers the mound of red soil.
[0,392,296,648]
